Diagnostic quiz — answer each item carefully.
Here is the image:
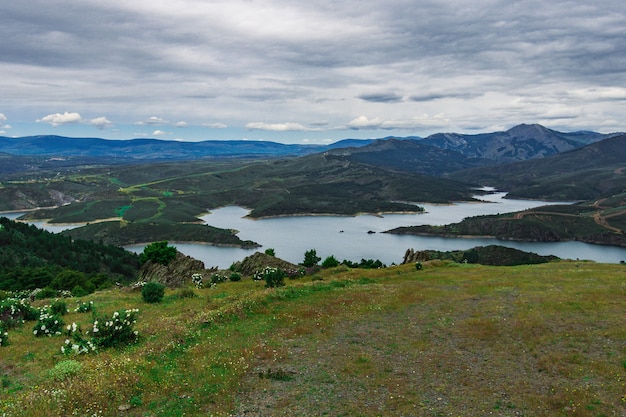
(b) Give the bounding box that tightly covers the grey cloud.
[1,0,625,138]
[358,93,404,103]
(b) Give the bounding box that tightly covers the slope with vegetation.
[1,260,625,416]
[386,195,626,248]
[0,217,138,293]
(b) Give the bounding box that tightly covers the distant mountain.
[447,133,626,200]
[325,138,491,175]
[0,135,333,160]
[1,125,621,179]
[420,123,620,162]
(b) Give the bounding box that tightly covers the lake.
[135,192,626,268]
[5,192,626,268]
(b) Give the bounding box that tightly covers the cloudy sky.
[1,0,625,143]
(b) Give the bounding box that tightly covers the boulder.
[138,250,210,288]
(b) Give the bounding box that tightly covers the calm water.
[5,192,626,268]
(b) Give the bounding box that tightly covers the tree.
[139,241,177,266]
[302,249,321,267]
[322,255,340,268]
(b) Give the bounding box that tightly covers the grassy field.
[1,261,625,416]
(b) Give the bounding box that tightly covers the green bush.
[49,360,82,381]
[141,282,165,303]
[139,241,177,266]
[229,272,242,282]
[264,248,276,256]
[35,287,58,300]
[50,300,68,316]
[71,285,90,298]
[415,262,423,270]
[322,255,340,268]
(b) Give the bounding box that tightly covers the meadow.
[1,260,625,416]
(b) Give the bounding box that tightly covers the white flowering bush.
[61,309,140,355]
[33,310,64,337]
[253,267,285,288]
[191,273,203,288]
[74,300,94,313]
[210,273,228,284]
[0,297,39,329]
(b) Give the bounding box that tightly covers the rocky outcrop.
[232,252,300,277]
[402,248,431,264]
[138,251,211,288]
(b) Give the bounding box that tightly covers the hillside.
[386,193,626,248]
[448,133,626,201]
[1,261,625,416]
[0,217,139,292]
[5,153,479,245]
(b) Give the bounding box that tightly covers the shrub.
[229,272,242,282]
[61,308,139,355]
[71,285,89,298]
[210,273,228,284]
[33,311,64,337]
[88,309,139,349]
[49,360,82,381]
[254,267,285,288]
[139,241,177,266]
[50,300,68,316]
[415,262,423,270]
[34,287,58,300]
[302,249,321,267]
[322,255,340,268]
[264,248,276,256]
[74,301,94,313]
[0,298,39,329]
[141,282,165,303]
[191,273,203,289]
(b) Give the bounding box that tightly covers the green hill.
[1,261,624,416]
[0,217,139,293]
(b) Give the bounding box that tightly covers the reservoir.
[137,192,626,268]
[5,192,626,268]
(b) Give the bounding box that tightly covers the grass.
[1,261,626,416]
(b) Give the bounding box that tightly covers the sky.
[1,0,626,144]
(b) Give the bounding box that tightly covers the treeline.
[0,217,139,293]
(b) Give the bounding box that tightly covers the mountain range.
[1,124,619,165]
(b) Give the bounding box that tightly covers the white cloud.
[152,130,168,136]
[175,121,188,128]
[0,113,9,130]
[347,116,382,129]
[36,112,82,127]
[89,116,113,129]
[245,122,313,131]
[136,116,168,126]
[202,122,228,129]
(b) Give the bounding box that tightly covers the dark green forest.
[0,217,139,293]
